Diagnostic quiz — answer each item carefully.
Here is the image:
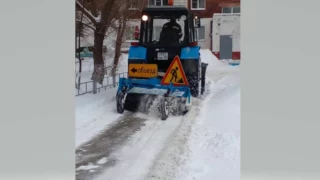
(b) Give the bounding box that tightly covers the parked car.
[76,46,107,59]
[76,46,94,58]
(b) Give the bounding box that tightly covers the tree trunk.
[111,19,126,87]
[111,18,126,76]
[77,10,84,91]
[92,24,106,85]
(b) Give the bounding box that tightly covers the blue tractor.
[116,6,208,120]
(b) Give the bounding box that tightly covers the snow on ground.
[201,49,240,77]
[77,163,100,171]
[176,75,240,180]
[97,157,108,165]
[75,53,130,148]
[145,70,240,180]
[75,88,121,147]
[176,51,240,180]
[75,49,240,180]
[93,113,185,180]
[75,53,130,147]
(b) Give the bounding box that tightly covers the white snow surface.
[97,157,108,165]
[176,75,240,180]
[77,163,100,171]
[76,49,240,180]
[75,88,122,147]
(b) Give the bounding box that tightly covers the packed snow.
[77,163,100,171]
[75,88,121,147]
[75,49,240,180]
[97,157,108,165]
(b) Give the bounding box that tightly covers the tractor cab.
[137,6,200,47]
[129,6,202,80]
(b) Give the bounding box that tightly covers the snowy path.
[89,73,227,180]
[75,50,240,180]
[146,73,240,180]
[177,74,240,180]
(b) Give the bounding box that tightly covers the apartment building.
[125,0,240,51]
[76,0,240,59]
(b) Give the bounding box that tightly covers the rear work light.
[131,42,139,46]
[189,42,198,46]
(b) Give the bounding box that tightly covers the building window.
[197,26,205,40]
[233,6,240,13]
[191,0,205,10]
[149,0,168,6]
[222,6,240,13]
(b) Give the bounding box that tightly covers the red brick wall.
[213,52,241,60]
[128,0,148,19]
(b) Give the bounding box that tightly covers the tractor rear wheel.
[201,62,208,95]
[116,92,126,114]
[124,93,142,112]
[187,72,200,97]
[160,97,169,120]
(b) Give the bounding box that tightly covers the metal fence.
[75,72,128,96]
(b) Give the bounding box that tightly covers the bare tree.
[76,0,119,85]
[76,2,85,91]
[110,0,145,86]
[76,0,145,89]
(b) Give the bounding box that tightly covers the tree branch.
[76,20,96,31]
[76,0,97,25]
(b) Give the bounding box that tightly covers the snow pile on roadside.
[200,49,226,67]
[200,49,239,77]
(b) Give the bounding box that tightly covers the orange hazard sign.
[161,56,189,86]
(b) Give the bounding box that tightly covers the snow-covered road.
[75,50,240,180]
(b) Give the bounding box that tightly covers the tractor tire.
[187,72,200,97]
[201,75,206,95]
[201,62,208,95]
[160,97,169,120]
[124,93,142,112]
[116,92,125,114]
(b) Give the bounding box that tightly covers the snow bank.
[200,49,240,78]
[200,49,226,67]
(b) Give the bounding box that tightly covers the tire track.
[75,113,147,180]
